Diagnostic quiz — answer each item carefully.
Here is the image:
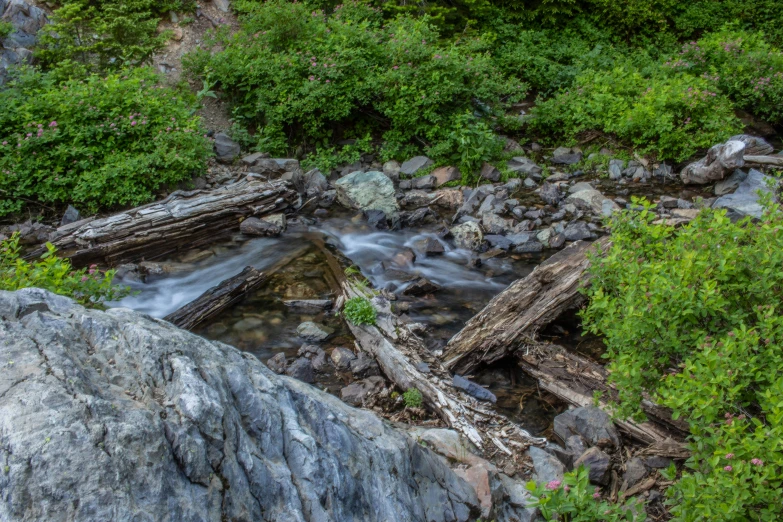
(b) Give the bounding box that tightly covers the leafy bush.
[403,388,423,409]
[343,296,377,326]
[1,233,128,306]
[0,21,14,40]
[582,200,783,520]
[0,67,210,217]
[184,0,524,165]
[426,112,503,183]
[530,64,742,161]
[526,466,647,521]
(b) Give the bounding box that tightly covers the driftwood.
[164,266,267,330]
[443,238,609,375]
[28,179,297,267]
[744,155,783,167]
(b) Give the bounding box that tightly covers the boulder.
[481,214,513,235]
[330,346,357,370]
[433,188,463,209]
[551,147,583,165]
[573,447,611,486]
[423,237,445,256]
[0,288,482,522]
[411,175,436,190]
[565,187,619,217]
[340,376,385,406]
[293,168,328,198]
[681,140,745,185]
[335,171,399,220]
[729,134,774,156]
[539,182,561,206]
[297,321,334,342]
[553,407,621,448]
[450,221,484,250]
[60,204,81,226]
[622,457,648,490]
[350,353,380,378]
[608,159,624,180]
[713,169,777,220]
[312,350,330,372]
[285,357,315,383]
[240,214,285,236]
[431,166,461,186]
[400,156,433,176]
[714,170,747,196]
[266,352,287,374]
[563,221,592,241]
[479,162,501,182]
[213,132,241,163]
[507,157,542,178]
[402,277,440,297]
[529,446,565,485]
[382,160,401,182]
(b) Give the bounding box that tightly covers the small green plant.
[0,21,14,40]
[427,112,504,183]
[527,466,647,521]
[403,388,423,409]
[1,233,129,307]
[342,296,377,326]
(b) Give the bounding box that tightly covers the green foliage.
[526,466,647,521]
[0,67,210,216]
[302,134,373,173]
[0,21,14,40]
[342,296,377,326]
[402,387,423,409]
[582,200,783,520]
[185,0,524,165]
[427,112,503,183]
[1,233,128,307]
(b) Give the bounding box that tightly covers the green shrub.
[184,0,524,164]
[0,21,14,40]
[1,233,128,307]
[582,200,783,520]
[0,67,210,217]
[427,112,503,183]
[403,388,423,409]
[343,296,377,326]
[526,466,647,521]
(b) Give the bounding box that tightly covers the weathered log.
[443,238,609,375]
[27,179,297,267]
[516,343,689,445]
[164,266,267,330]
[744,155,783,167]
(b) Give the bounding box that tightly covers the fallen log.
[163,266,267,330]
[443,238,609,375]
[744,154,783,167]
[27,179,297,267]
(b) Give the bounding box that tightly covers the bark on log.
[443,238,609,375]
[28,179,297,267]
[164,266,267,330]
[744,155,783,167]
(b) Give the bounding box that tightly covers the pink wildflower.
[131,121,137,126]
[724,465,733,472]
[545,480,561,490]
[81,276,89,282]
[49,121,58,127]
[725,453,734,459]
[751,459,764,467]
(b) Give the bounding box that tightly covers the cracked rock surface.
[0,288,480,522]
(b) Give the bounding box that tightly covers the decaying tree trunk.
[443,238,609,375]
[164,267,267,330]
[28,179,297,267]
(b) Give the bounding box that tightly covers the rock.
[729,134,774,156]
[622,458,648,489]
[573,447,611,486]
[298,344,321,358]
[418,429,482,465]
[424,237,445,256]
[330,346,357,370]
[485,235,513,251]
[297,321,334,342]
[713,169,777,220]
[451,221,484,250]
[382,160,401,182]
[311,350,330,372]
[529,446,565,485]
[0,288,482,522]
[523,178,538,188]
[714,169,748,196]
[402,278,440,297]
[681,140,746,184]
[554,407,621,448]
[431,166,461,186]
[284,299,332,313]
[514,241,544,254]
[481,214,513,235]
[213,0,230,12]
[608,159,624,180]
[411,175,436,190]
[653,163,674,179]
[504,138,524,153]
[400,156,433,176]
[507,157,542,178]
[400,190,437,209]
[213,132,241,163]
[565,187,619,216]
[479,162,501,182]
[350,353,380,378]
[645,456,672,469]
[549,233,566,249]
[496,474,538,522]
[240,214,285,236]
[241,152,265,166]
[565,436,587,461]
[452,375,497,403]
[552,150,583,165]
[335,170,400,220]
[658,195,678,209]
[539,182,561,206]
[454,460,495,518]
[364,209,390,230]
[563,221,592,241]
[266,352,287,374]
[433,188,463,209]
[60,204,81,226]
[285,357,315,383]
[293,168,328,198]
[340,376,385,406]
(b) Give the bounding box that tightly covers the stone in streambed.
[266,352,287,374]
[330,346,356,370]
[450,221,484,251]
[297,321,334,342]
[285,357,315,383]
[340,376,385,406]
[334,170,399,220]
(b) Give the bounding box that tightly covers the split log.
[27,179,297,267]
[164,266,266,330]
[443,238,609,375]
[516,343,689,445]
[744,155,783,167]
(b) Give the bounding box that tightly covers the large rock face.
[0,288,481,522]
[1,0,49,85]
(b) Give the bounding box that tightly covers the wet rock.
[623,457,648,489]
[730,134,774,156]
[485,235,513,251]
[411,175,436,190]
[565,187,619,217]
[286,357,315,383]
[539,182,561,206]
[60,205,81,226]
[400,189,437,209]
[713,169,777,220]
[341,376,385,406]
[297,321,334,342]
[266,352,287,374]
[507,157,543,178]
[424,238,445,256]
[481,214,513,235]
[311,350,330,372]
[382,160,401,182]
[400,156,433,176]
[573,447,611,486]
[240,214,285,236]
[433,188,463,209]
[213,132,241,163]
[402,278,440,297]
[563,221,592,241]
[529,446,565,485]
[479,162,501,182]
[350,352,381,378]
[298,344,321,358]
[452,374,497,403]
[714,169,748,196]
[319,190,337,208]
[681,139,746,184]
[284,300,332,313]
[364,209,390,230]
[554,407,621,448]
[549,233,566,249]
[391,249,416,266]
[331,346,357,370]
[451,221,484,250]
[608,159,624,180]
[431,166,461,186]
[335,170,400,220]
[293,168,328,198]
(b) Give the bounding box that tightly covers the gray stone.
[382,160,401,182]
[340,376,385,406]
[565,187,619,216]
[350,352,380,377]
[0,288,482,522]
[479,162,501,182]
[452,375,497,403]
[485,235,513,251]
[507,157,542,177]
[514,241,544,254]
[239,214,285,236]
[402,278,440,297]
[241,152,265,165]
[539,182,561,206]
[573,447,611,486]
[529,446,565,485]
[653,163,673,179]
[481,214,513,235]
[623,457,648,489]
[297,321,334,342]
[400,189,437,209]
[213,0,230,12]
[729,134,774,156]
[267,352,287,374]
[681,140,746,184]
[645,456,673,469]
[608,159,624,180]
[523,178,537,188]
[293,168,328,198]
[714,169,748,196]
[451,221,484,250]
[285,357,314,383]
[60,205,81,226]
[549,233,566,249]
[411,175,436,190]
[330,346,357,369]
[297,344,321,358]
[283,299,332,313]
[335,171,400,220]
[713,169,777,220]
[423,237,445,256]
[312,350,330,372]
[563,221,592,241]
[400,156,433,176]
[552,152,583,165]
[554,407,621,447]
[213,132,241,163]
[497,474,538,522]
[431,166,461,186]
[659,195,678,209]
[565,435,587,460]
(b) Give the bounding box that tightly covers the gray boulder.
[213,132,241,163]
[266,352,287,374]
[553,407,621,448]
[450,221,484,250]
[60,205,81,226]
[507,157,542,178]
[431,166,461,186]
[573,447,611,486]
[565,187,619,217]
[0,288,482,522]
[539,182,561,206]
[714,169,748,196]
[713,169,777,220]
[729,134,774,156]
[285,357,315,383]
[551,147,582,165]
[681,140,745,184]
[608,159,624,180]
[330,346,357,370]
[334,170,400,220]
[240,213,286,237]
[411,175,436,190]
[479,162,501,182]
[297,321,334,342]
[293,168,328,198]
[0,0,48,85]
[529,446,565,485]
[340,376,385,406]
[400,156,433,176]
[563,221,593,241]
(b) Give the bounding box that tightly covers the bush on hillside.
[0,67,210,217]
